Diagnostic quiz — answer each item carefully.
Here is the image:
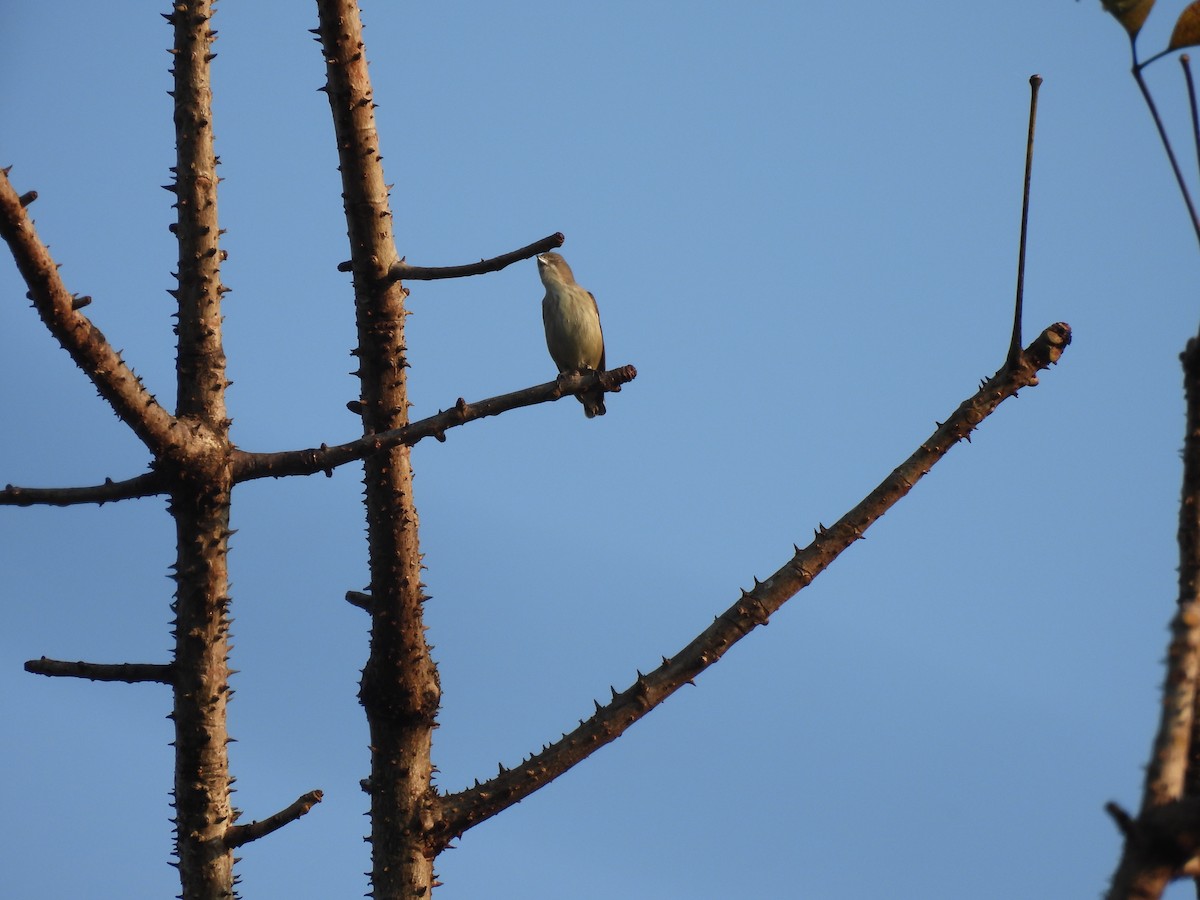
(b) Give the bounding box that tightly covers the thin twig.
[1132,45,1200,248]
[1008,74,1042,368]
[1182,55,1200,188]
[336,232,565,281]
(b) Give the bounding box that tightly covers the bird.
[537,251,607,418]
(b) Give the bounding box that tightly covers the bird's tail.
[581,389,606,419]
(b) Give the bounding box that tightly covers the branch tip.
[24,657,174,684]
[382,232,567,283]
[224,790,324,849]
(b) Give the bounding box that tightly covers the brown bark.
[0,175,177,457]
[433,324,1072,846]
[166,3,237,897]
[315,2,440,896]
[1107,332,1200,899]
[231,364,637,483]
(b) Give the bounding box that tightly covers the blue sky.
[2,2,1199,898]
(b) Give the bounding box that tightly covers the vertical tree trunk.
[170,484,235,898]
[315,2,441,895]
[167,2,236,896]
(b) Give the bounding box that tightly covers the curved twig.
[224,790,324,849]
[336,232,564,282]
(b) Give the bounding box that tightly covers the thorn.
[18,190,37,207]
[1105,802,1136,839]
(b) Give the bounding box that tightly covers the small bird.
[537,251,607,418]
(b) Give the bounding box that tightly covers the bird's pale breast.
[543,284,604,372]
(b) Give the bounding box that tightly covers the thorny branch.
[0,170,180,458]
[433,323,1071,847]
[24,657,174,684]
[335,232,564,282]
[232,365,637,483]
[1,472,166,507]
[225,791,325,849]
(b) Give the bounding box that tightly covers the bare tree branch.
[231,365,637,483]
[0,170,180,457]
[224,790,324,849]
[433,323,1072,848]
[335,232,564,282]
[24,657,174,685]
[1,472,166,507]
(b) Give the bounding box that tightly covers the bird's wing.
[541,292,563,371]
[589,291,606,371]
